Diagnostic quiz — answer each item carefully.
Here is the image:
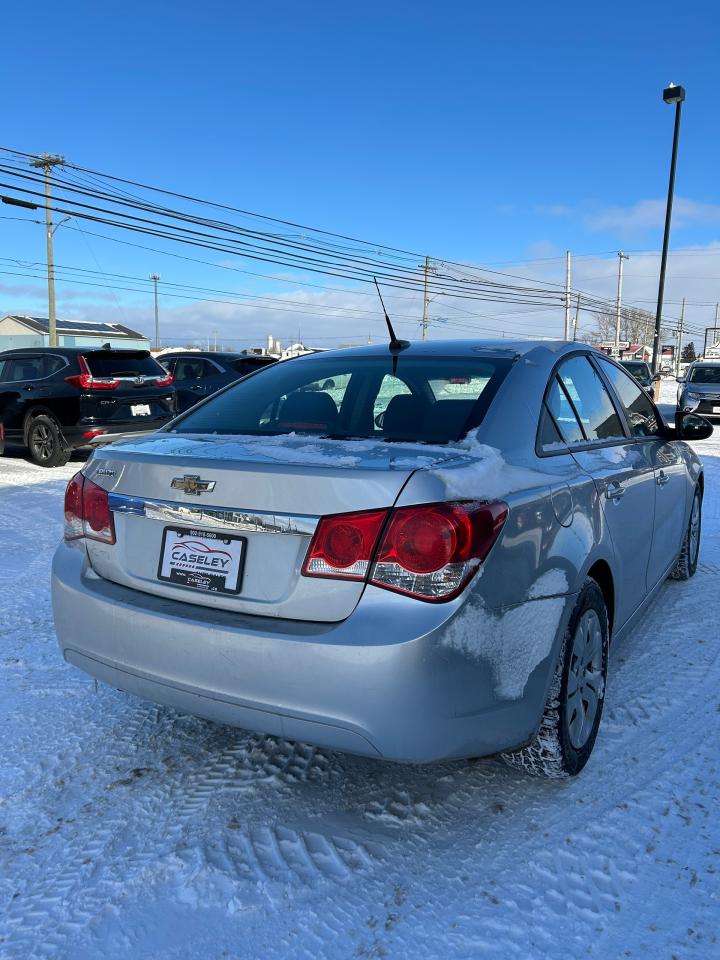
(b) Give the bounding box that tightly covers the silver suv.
[677,360,720,418]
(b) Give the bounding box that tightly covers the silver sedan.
[51,340,712,777]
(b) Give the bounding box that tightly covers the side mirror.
[676,376,685,383]
[675,412,714,442]
[652,373,662,382]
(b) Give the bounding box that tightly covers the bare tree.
[592,307,666,347]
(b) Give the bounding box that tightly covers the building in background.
[0,316,150,351]
[246,334,327,360]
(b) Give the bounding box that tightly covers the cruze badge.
[170,475,216,496]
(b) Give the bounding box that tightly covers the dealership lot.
[1,380,718,960]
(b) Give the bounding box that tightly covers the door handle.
[23,385,35,391]
[657,471,670,487]
[605,481,625,501]
[191,385,204,391]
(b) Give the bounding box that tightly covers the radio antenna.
[373,277,410,352]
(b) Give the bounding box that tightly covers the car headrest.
[278,391,339,432]
[422,399,477,440]
[383,394,431,437]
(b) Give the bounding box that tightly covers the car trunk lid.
[82,433,463,622]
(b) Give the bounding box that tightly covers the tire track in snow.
[1,726,373,956]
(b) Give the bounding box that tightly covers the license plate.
[131,404,151,416]
[158,526,246,594]
[713,407,720,414]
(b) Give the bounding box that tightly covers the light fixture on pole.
[651,83,685,377]
[150,274,161,349]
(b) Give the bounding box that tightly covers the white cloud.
[587,198,720,235]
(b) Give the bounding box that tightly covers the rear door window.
[5,356,45,381]
[597,357,660,437]
[545,376,585,444]
[557,355,626,442]
[173,357,214,381]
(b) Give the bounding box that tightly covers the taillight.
[64,472,85,540]
[370,501,507,601]
[302,501,507,602]
[65,355,120,390]
[0,422,4,441]
[63,471,116,544]
[155,372,174,387]
[302,509,388,580]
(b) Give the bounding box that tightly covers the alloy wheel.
[31,423,55,462]
[566,609,604,749]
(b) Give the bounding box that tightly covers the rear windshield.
[689,365,720,384]
[170,353,512,443]
[84,351,166,377]
[620,361,650,378]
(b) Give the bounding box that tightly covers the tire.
[669,487,701,581]
[502,579,609,779]
[26,414,70,468]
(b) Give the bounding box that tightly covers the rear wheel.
[27,414,70,468]
[669,487,701,581]
[502,579,609,779]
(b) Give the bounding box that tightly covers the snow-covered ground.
[1,380,718,960]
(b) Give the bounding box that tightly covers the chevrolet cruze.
[52,341,711,777]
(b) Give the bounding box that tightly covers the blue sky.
[1,0,719,348]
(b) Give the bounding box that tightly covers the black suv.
[159,351,276,412]
[0,347,177,467]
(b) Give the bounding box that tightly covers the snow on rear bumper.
[51,541,556,762]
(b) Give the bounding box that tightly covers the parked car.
[619,359,657,395]
[159,351,276,412]
[0,347,176,467]
[52,341,711,777]
[677,360,720,419]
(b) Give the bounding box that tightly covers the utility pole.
[573,293,581,341]
[419,255,437,340]
[614,252,629,354]
[564,251,572,339]
[675,297,685,376]
[30,153,65,347]
[150,274,161,349]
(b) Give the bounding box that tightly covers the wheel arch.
[586,558,615,639]
[22,405,64,444]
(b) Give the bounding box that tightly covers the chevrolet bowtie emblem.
[170,475,216,495]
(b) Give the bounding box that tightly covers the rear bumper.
[51,542,562,762]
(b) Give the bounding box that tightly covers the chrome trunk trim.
[108,493,318,535]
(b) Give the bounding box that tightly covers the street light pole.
[150,274,161,349]
[651,83,685,376]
